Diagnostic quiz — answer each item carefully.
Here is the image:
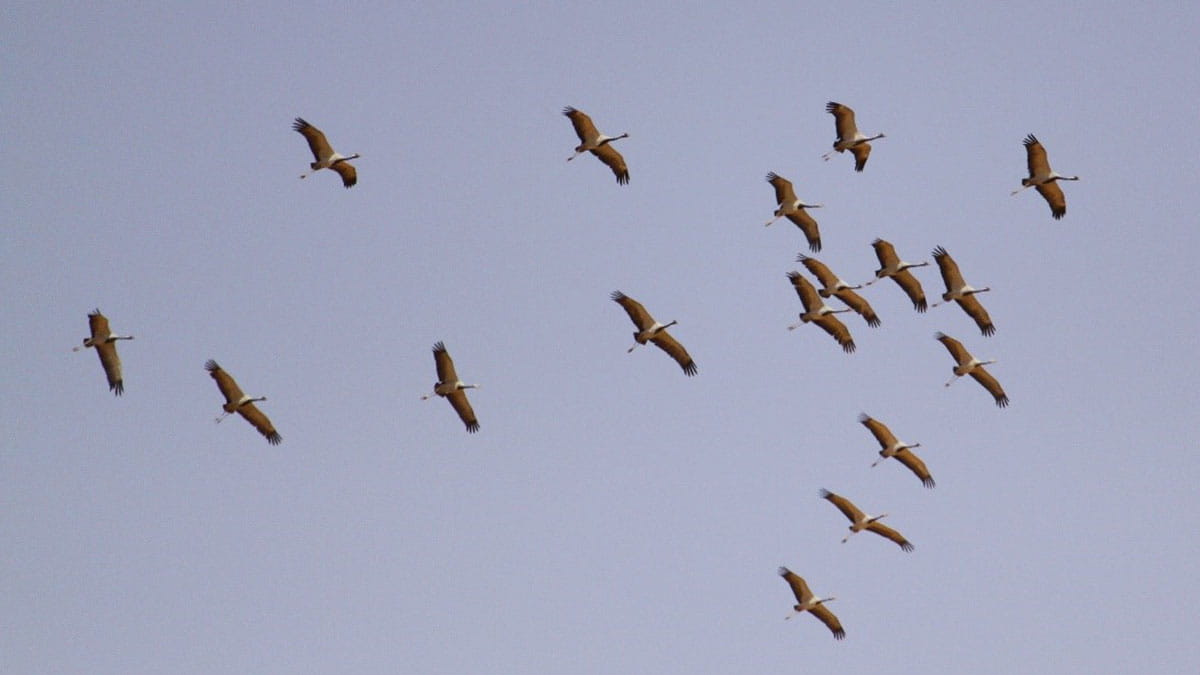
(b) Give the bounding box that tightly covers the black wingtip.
[832,629,846,640]
[465,422,480,433]
[681,362,698,377]
[292,117,309,132]
[842,341,856,354]
[866,316,882,328]
[825,101,841,113]
[922,477,936,489]
[996,395,1010,408]
[1023,133,1038,146]
[204,359,220,372]
[616,171,630,185]
[982,324,996,337]
[432,341,446,353]
[111,381,124,396]
[932,245,948,258]
[610,290,626,302]
[266,432,282,445]
[901,542,915,553]
[915,300,928,313]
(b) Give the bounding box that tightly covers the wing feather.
[892,270,927,312]
[858,414,897,448]
[432,342,459,384]
[777,567,812,604]
[894,449,936,488]
[970,366,1010,407]
[591,143,629,184]
[872,238,898,268]
[205,360,244,405]
[819,489,865,523]
[833,289,880,327]
[797,255,836,289]
[1023,134,1051,178]
[785,210,822,252]
[87,309,110,339]
[293,117,333,162]
[331,161,357,188]
[787,272,822,312]
[866,522,914,551]
[814,314,855,353]
[95,341,124,395]
[826,101,857,141]
[766,172,797,206]
[809,604,846,640]
[447,390,480,433]
[611,291,654,331]
[237,402,282,445]
[1036,181,1067,219]
[935,332,970,363]
[649,332,697,376]
[563,107,598,142]
[956,294,996,336]
[932,246,964,290]
[850,142,871,172]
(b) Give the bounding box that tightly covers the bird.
[786,272,855,353]
[421,342,480,433]
[931,246,994,336]
[293,117,359,188]
[820,489,914,552]
[822,101,884,171]
[864,238,929,312]
[764,172,823,252]
[935,333,1009,407]
[205,360,281,444]
[611,291,697,376]
[1012,134,1077,219]
[777,567,846,640]
[797,254,880,327]
[563,107,629,184]
[859,413,935,489]
[73,309,133,395]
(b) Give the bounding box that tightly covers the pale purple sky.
[4,3,1198,673]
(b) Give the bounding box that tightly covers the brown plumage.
[797,254,880,327]
[866,238,928,312]
[1013,134,1077,219]
[74,309,133,395]
[859,413,934,488]
[935,333,1009,407]
[764,172,823,252]
[931,246,994,336]
[611,291,697,376]
[820,489,914,552]
[563,107,629,184]
[822,102,884,172]
[777,567,845,640]
[422,342,480,433]
[205,360,281,445]
[293,117,359,188]
[787,272,855,353]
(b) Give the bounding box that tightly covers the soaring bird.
[797,254,880,327]
[205,360,281,445]
[822,102,884,171]
[864,238,929,312]
[764,172,824,252]
[293,117,359,188]
[820,489,914,551]
[563,107,629,184]
[786,272,855,353]
[859,413,934,488]
[611,291,697,376]
[777,567,846,640]
[73,309,133,395]
[1013,134,1077,219]
[935,333,1009,407]
[421,342,481,433]
[931,246,994,336]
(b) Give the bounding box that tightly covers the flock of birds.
[74,101,1078,640]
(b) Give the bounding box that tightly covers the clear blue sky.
[4,3,1198,673]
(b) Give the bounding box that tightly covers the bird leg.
[786,321,804,331]
[626,343,642,353]
[765,214,783,227]
[1010,184,1032,196]
[944,374,962,387]
[214,411,231,424]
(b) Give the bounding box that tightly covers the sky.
[4,2,1199,673]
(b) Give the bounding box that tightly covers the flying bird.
[764,172,824,252]
[822,102,884,171]
[73,309,133,395]
[563,107,629,184]
[786,272,855,353]
[777,567,845,640]
[421,342,481,433]
[865,238,929,312]
[931,246,994,336]
[205,360,281,444]
[859,413,934,488]
[293,117,359,188]
[797,254,880,327]
[1012,134,1077,219]
[611,291,697,376]
[935,333,1009,407]
[820,489,914,552]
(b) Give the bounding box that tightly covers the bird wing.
[777,567,812,604]
[237,402,282,445]
[894,448,935,488]
[432,342,459,384]
[649,332,698,376]
[932,246,964,292]
[850,142,871,172]
[833,289,880,327]
[1023,134,1051,178]
[447,390,480,433]
[872,238,898,268]
[785,210,822,252]
[766,172,797,206]
[95,340,124,395]
[866,521,914,552]
[797,255,836,289]
[820,489,865,524]
[331,161,357,188]
[970,366,1010,407]
[826,101,857,141]
[87,309,110,340]
[1036,181,1067,220]
[563,107,598,143]
[891,269,928,312]
[858,414,897,449]
[590,143,629,184]
[293,118,334,162]
[956,294,996,336]
[936,332,970,364]
[787,272,822,313]
[809,603,846,640]
[611,291,654,331]
[814,314,856,353]
[205,360,245,405]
